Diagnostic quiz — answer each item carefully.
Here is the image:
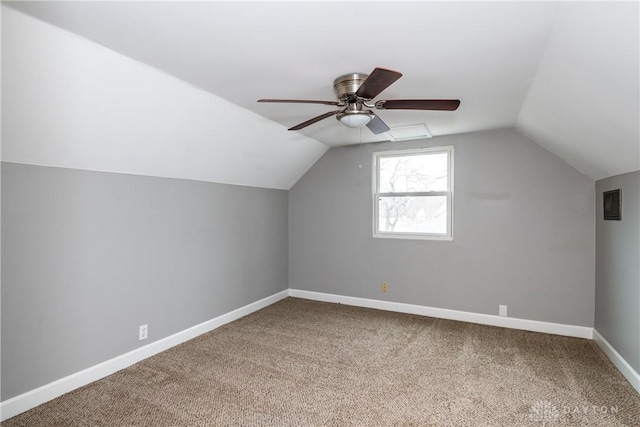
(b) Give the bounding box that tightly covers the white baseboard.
[0,289,289,422]
[289,289,594,339]
[296,289,638,394]
[593,329,640,394]
[8,289,636,422]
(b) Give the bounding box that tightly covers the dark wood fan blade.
[376,99,460,111]
[355,68,403,100]
[289,110,342,131]
[366,113,391,135]
[258,99,340,106]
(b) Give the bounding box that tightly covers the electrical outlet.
[382,282,388,293]
[139,324,148,341]
[499,305,508,317]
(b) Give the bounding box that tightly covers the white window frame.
[373,146,454,241]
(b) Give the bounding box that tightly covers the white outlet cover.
[139,324,148,340]
[499,305,508,317]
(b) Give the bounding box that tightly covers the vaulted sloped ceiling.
[517,2,639,180]
[2,1,638,188]
[1,4,328,190]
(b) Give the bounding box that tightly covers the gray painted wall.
[595,171,640,372]
[1,162,288,400]
[290,129,595,326]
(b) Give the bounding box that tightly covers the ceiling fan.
[258,67,460,134]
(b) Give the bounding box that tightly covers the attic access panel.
[603,189,621,221]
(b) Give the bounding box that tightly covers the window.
[373,146,453,240]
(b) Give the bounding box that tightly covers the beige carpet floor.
[3,297,639,426]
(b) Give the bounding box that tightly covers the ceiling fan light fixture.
[336,111,374,128]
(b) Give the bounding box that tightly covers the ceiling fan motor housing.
[333,73,368,101]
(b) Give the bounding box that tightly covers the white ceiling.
[3,1,639,183]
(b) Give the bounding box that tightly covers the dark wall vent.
[603,189,621,221]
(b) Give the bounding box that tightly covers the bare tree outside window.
[374,148,453,240]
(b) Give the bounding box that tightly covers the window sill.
[373,232,454,241]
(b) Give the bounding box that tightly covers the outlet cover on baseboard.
[499,305,508,317]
